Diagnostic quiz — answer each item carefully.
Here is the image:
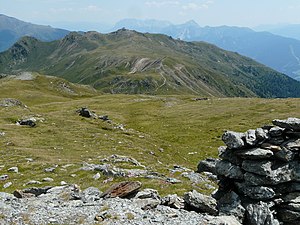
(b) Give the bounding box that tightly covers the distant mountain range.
[114,19,300,81]
[255,24,300,41]
[2,14,300,81]
[1,29,300,98]
[0,14,69,52]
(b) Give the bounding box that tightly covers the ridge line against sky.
[1,0,300,31]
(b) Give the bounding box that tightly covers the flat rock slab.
[101,181,142,198]
[242,160,272,176]
[237,185,275,200]
[273,118,300,131]
[235,148,273,159]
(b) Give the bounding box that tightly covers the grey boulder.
[81,187,102,203]
[184,190,218,215]
[222,131,245,149]
[245,202,280,225]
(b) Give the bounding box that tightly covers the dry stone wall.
[214,118,300,225]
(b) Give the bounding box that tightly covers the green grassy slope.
[1,29,300,97]
[1,74,300,195]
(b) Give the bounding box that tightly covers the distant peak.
[112,28,140,35]
[17,36,39,43]
[184,20,199,27]
[63,31,83,40]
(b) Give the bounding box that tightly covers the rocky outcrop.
[215,117,300,225]
[0,184,239,225]
[0,98,26,107]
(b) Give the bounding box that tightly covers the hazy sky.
[2,0,300,30]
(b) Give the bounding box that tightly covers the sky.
[1,0,300,30]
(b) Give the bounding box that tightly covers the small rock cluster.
[214,118,300,225]
[76,107,128,131]
[0,98,26,107]
[76,107,110,121]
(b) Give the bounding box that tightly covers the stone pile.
[214,118,300,225]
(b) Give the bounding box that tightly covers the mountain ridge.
[0,14,69,52]
[1,29,300,98]
[2,14,300,81]
[255,24,300,40]
[113,18,300,81]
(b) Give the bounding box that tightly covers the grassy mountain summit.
[114,19,300,81]
[1,29,300,97]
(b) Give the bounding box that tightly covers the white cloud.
[178,0,214,17]
[206,0,214,4]
[83,5,102,12]
[182,1,214,11]
[182,3,202,10]
[49,7,74,13]
[182,0,214,11]
[145,1,180,8]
